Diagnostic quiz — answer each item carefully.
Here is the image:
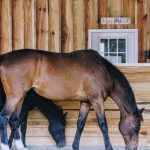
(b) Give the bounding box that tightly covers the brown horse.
[0,49,144,150]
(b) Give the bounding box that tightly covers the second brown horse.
[0,49,144,150]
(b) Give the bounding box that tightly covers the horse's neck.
[110,84,138,116]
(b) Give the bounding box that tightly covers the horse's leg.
[11,99,28,150]
[72,101,91,150]
[92,99,113,150]
[0,99,18,150]
[0,97,27,150]
[20,111,28,147]
[8,114,20,148]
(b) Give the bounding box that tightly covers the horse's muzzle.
[56,140,66,148]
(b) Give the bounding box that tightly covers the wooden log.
[147,0,150,50]
[48,0,60,52]
[12,0,24,50]
[24,0,35,49]
[73,0,85,50]
[85,0,98,48]
[109,0,122,29]
[36,0,48,50]
[98,0,108,29]
[0,0,12,54]
[138,0,144,62]
[123,0,135,29]
[61,0,73,52]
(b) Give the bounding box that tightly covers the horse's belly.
[33,83,86,101]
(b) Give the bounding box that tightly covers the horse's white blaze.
[1,143,10,150]
[15,139,28,150]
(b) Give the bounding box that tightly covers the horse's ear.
[63,112,68,118]
[139,108,144,114]
[139,108,144,122]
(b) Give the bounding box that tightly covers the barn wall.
[0,0,150,60]
[0,0,150,147]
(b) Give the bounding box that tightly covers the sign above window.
[100,17,131,25]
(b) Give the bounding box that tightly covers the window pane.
[99,39,108,52]
[109,39,117,52]
[109,53,117,63]
[118,53,126,63]
[118,39,126,52]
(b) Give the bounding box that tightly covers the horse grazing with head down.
[0,80,66,148]
[0,49,144,150]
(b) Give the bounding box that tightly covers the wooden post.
[61,0,73,52]
[48,0,60,52]
[12,0,24,50]
[123,0,135,29]
[85,0,98,48]
[98,0,108,29]
[24,0,36,49]
[109,0,122,29]
[36,0,48,51]
[73,0,85,50]
[137,0,147,62]
[0,0,12,54]
[146,0,150,50]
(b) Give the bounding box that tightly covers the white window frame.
[88,29,138,65]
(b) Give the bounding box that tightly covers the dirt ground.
[11,146,150,150]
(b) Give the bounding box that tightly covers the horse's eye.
[134,125,139,131]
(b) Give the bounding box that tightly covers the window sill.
[115,63,150,66]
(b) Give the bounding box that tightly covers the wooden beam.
[0,0,12,54]
[123,0,135,29]
[24,0,35,49]
[98,0,108,29]
[48,0,60,52]
[61,0,73,52]
[85,0,98,48]
[12,0,24,50]
[73,0,85,50]
[36,0,48,50]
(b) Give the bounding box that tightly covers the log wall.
[0,0,150,147]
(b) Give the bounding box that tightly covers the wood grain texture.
[12,0,24,50]
[24,0,35,49]
[98,0,108,29]
[123,0,135,29]
[48,0,60,52]
[0,0,12,54]
[73,0,85,50]
[61,0,73,52]
[109,0,122,29]
[85,0,98,48]
[36,0,48,50]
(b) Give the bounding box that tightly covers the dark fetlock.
[72,143,79,150]
[106,145,113,150]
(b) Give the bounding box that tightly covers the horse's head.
[119,108,144,150]
[48,111,67,148]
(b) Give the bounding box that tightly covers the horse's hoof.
[106,146,113,150]
[1,143,10,150]
[15,139,28,150]
[72,144,79,150]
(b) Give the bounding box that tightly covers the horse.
[0,80,67,148]
[0,49,144,150]
[8,90,67,148]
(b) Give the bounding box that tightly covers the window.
[88,29,138,64]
